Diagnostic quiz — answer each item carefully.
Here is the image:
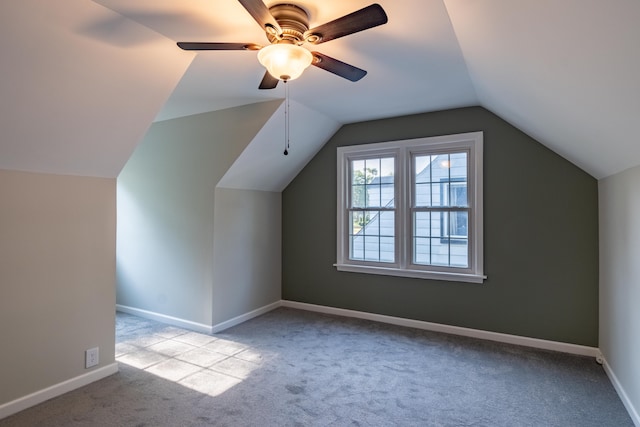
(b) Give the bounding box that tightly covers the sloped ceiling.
[0,0,193,177]
[444,0,640,179]
[217,100,340,192]
[1,0,639,179]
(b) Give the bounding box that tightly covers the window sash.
[348,208,396,263]
[410,207,470,268]
[345,152,399,267]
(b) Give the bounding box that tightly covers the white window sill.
[334,263,486,284]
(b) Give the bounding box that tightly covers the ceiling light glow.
[258,43,313,81]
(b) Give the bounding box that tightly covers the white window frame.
[335,132,485,284]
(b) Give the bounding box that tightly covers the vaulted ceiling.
[1,0,639,180]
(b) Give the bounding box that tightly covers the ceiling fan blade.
[177,42,260,51]
[237,0,282,35]
[305,4,388,44]
[259,71,279,89]
[311,52,367,82]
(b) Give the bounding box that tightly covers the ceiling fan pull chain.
[284,80,290,156]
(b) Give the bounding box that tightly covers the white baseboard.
[118,298,601,358]
[0,363,118,420]
[212,301,282,333]
[602,356,640,427]
[116,301,283,335]
[281,300,600,358]
[116,304,214,334]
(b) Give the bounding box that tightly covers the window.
[336,132,485,283]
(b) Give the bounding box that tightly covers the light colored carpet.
[0,307,633,426]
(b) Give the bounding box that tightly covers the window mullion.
[397,148,408,270]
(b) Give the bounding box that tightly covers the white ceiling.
[1,0,639,180]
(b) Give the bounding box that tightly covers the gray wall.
[0,170,115,405]
[599,164,640,419]
[283,106,599,346]
[212,188,281,325]
[117,101,282,327]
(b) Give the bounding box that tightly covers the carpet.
[0,307,633,426]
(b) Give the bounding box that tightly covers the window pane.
[440,181,467,207]
[350,211,367,235]
[431,181,443,207]
[414,212,431,238]
[365,159,379,183]
[351,184,366,208]
[380,236,394,262]
[414,212,432,264]
[380,157,394,178]
[380,183,394,207]
[350,234,364,260]
[363,210,378,236]
[415,183,432,207]
[431,238,450,266]
[351,160,365,184]
[432,155,450,181]
[414,237,430,264]
[363,236,379,261]
[415,155,433,184]
[450,183,468,207]
[450,238,469,267]
[449,211,468,238]
[351,159,366,208]
[379,211,395,237]
[369,186,381,207]
[449,152,467,181]
[431,213,443,238]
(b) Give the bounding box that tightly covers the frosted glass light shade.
[258,43,313,81]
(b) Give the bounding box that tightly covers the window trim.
[335,132,486,284]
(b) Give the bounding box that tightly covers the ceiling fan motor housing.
[267,4,312,44]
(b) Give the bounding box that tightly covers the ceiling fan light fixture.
[257,43,313,81]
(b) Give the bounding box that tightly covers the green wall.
[282,106,599,346]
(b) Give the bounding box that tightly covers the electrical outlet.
[85,347,99,369]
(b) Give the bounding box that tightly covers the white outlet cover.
[85,347,99,369]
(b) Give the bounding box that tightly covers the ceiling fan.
[177,0,388,89]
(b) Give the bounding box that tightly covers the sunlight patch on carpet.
[116,321,261,398]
